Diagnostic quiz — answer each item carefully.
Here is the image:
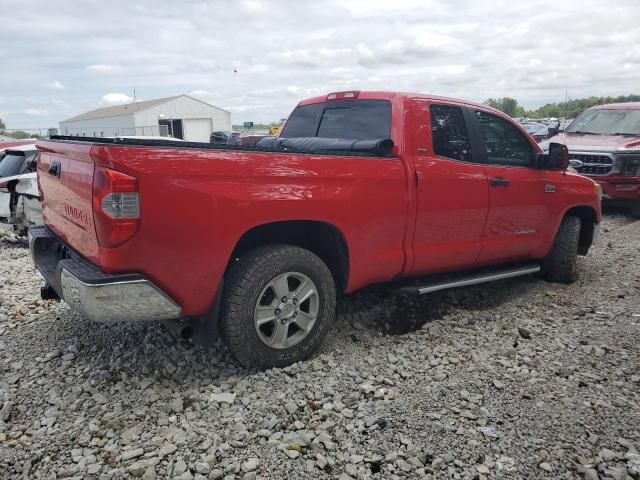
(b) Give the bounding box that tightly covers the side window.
[475,110,536,167]
[429,105,473,162]
[280,103,325,137]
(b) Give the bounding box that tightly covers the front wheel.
[542,215,581,284]
[220,244,336,368]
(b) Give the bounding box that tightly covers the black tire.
[220,244,336,368]
[542,215,581,283]
[630,204,640,220]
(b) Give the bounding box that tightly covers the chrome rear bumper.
[28,226,181,322]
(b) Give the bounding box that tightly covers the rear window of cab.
[281,100,392,139]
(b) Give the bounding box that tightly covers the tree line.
[484,94,640,119]
[0,118,39,139]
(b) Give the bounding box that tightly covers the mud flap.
[190,280,223,346]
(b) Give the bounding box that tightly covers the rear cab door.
[466,107,550,264]
[408,99,489,275]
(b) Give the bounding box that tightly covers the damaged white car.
[0,144,42,235]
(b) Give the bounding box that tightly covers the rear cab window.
[280,100,392,140]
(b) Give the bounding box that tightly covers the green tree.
[0,118,5,131]
[526,94,640,119]
[485,94,640,119]
[6,130,34,139]
[484,97,525,117]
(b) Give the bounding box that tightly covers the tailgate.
[37,140,99,264]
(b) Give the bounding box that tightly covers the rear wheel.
[630,203,640,219]
[542,215,581,284]
[221,244,336,368]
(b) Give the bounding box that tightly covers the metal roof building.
[59,95,231,142]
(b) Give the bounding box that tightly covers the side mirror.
[547,142,569,170]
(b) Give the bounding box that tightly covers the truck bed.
[35,136,408,316]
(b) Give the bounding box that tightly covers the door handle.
[490,177,509,187]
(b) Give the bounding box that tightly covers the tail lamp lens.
[101,192,140,219]
[92,166,140,247]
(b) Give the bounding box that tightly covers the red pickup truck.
[545,102,640,218]
[31,91,601,368]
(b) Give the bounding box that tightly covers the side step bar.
[399,264,541,295]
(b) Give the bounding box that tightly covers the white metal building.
[59,95,231,142]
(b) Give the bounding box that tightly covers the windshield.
[566,109,640,135]
[0,152,29,178]
[280,99,392,139]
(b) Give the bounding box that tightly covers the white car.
[0,144,42,235]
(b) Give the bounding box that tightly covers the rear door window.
[429,104,473,163]
[281,100,392,139]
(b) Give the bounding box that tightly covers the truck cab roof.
[297,90,504,114]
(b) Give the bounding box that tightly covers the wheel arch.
[563,205,598,256]
[227,220,350,293]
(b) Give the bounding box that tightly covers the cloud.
[189,90,224,101]
[24,108,49,116]
[0,0,638,127]
[47,81,65,90]
[101,93,134,105]
[86,64,124,75]
[224,104,274,113]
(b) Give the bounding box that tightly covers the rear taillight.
[0,181,9,193]
[92,166,140,248]
[102,192,140,218]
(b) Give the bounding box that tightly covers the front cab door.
[468,108,551,264]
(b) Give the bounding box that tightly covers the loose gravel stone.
[158,443,178,458]
[127,461,146,477]
[539,462,553,472]
[241,458,259,472]
[209,392,236,404]
[583,468,599,480]
[0,215,638,479]
[122,448,145,461]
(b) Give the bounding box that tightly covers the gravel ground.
[0,212,639,480]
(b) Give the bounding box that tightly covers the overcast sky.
[1,0,639,130]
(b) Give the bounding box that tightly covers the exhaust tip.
[41,284,60,301]
[180,326,194,340]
